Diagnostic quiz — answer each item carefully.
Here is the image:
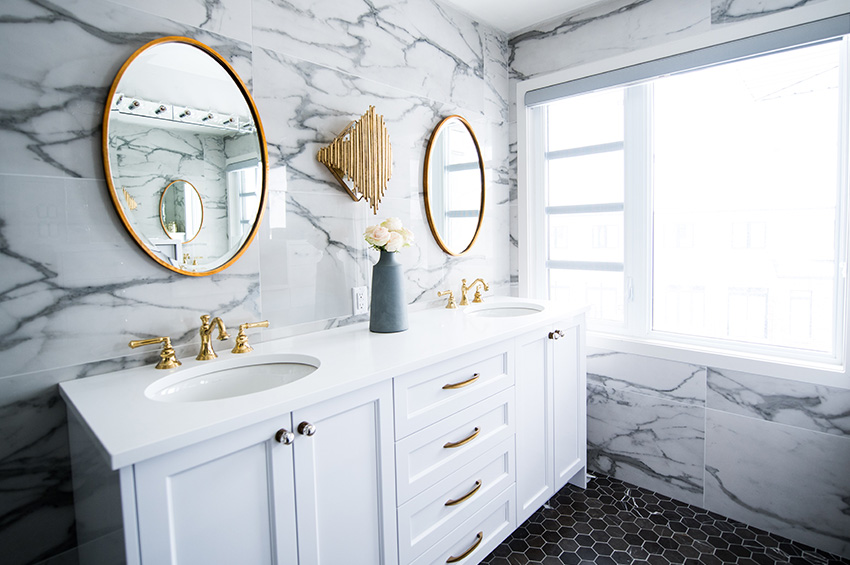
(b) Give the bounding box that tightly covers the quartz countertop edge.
[59,298,587,470]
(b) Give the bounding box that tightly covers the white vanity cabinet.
[515,317,587,524]
[128,380,396,565]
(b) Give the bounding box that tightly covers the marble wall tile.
[587,348,706,405]
[705,409,850,558]
[707,368,850,437]
[711,0,829,23]
[587,375,706,506]
[105,0,253,43]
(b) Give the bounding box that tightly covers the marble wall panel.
[711,0,830,23]
[105,0,254,43]
[707,368,850,437]
[587,374,706,506]
[705,409,850,558]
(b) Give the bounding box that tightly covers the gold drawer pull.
[445,480,482,507]
[446,531,483,563]
[443,427,480,449]
[442,373,480,390]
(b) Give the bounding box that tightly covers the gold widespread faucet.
[460,278,489,306]
[232,320,270,354]
[197,314,230,360]
[128,336,181,369]
[437,290,458,309]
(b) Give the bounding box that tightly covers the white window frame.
[517,8,850,388]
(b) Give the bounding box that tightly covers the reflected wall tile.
[707,368,850,437]
[252,0,491,112]
[0,0,253,180]
[711,0,829,23]
[508,0,709,82]
[705,409,850,558]
[587,376,706,506]
[587,349,706,405]
[0,174,260,378]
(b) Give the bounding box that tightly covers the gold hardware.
[442,373,480,390]
[128,336,181,369]
[460,278,489,306]
[443,427,480,449]
[122,187,138,211]
[549,329,564,340]
[438,290,457,309]
[317,106,392,214]
[196,314,230,360]
[274,429,295,445]
[232,320,270,354]
[298,422,317,436]
[446,531,483,563]
[445,480,482,507]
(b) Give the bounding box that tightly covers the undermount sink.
[145,354,320,403]
[464,301,545,318]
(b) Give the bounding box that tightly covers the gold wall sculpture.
[317,106,392,214]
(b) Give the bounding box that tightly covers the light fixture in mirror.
[103,36,268,276]
[423,115,485,256]
[159,180,204,243]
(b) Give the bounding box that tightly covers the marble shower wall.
[0,1,509,563]
[509,0,850,559]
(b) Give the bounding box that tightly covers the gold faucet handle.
[472,279,489,303]
[232,320,270,354]
[437,290,457,309]
[128,336,182,370]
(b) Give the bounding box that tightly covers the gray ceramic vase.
[369,249,408,333]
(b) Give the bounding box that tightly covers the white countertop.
[60,297,586,470]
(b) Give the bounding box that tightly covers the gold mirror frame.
[102,36,269,276]
[423,115,486,256]
[159,179,204,244]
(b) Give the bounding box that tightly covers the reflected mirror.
[103,36,268,276]
[423,115,485,256]
[160,180,204,243]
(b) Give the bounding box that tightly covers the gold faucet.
[437,290,458,309]
[197,314,230,360]
[232,320,270,354]
[460,278,489,305]
[128,336,181,369]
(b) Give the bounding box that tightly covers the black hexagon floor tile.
[479,475,850,565]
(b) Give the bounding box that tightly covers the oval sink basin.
[465,301,544,318]
[145,354,320,403]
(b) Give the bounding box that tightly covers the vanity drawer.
[398,437,514,565]
[409,484,516,565]
[394,342,513,439]
[395,388,514,504]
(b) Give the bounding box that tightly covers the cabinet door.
[552,319,587,490]
[292,380,398,565]
[134,416,298,565]
[514,330,554,524]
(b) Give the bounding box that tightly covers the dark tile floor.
[481,475,850,565]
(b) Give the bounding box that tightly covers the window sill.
[587,331,850,389]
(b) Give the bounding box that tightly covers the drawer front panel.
[395,343,513,439]
[395,389,514,504]
[398,438,514,565]
[409,485,516,565]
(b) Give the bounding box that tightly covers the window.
[523,19,850,369]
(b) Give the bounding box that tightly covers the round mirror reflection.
[160,180,204,243]
[103,36,267,276]
[423,116,485,256]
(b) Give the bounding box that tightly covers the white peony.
[364,225,390,247]
[381,217,403,232]
[384,231,404,252]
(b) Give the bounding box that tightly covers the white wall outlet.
[352,286,368,315]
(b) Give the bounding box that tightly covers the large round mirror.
[423,115,485,256]
[103,37,268,276]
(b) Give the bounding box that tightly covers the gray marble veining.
[711,0,829,23]
[705,409,850,558]
[708,368,850,437]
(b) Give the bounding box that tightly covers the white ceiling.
[439,0,607,35]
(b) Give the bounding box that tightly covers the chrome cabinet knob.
[298,422,317,436]
[549,329,564,340]
[274,429,295,445]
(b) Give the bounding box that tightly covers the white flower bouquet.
[364,217,414,253]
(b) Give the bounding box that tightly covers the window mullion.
[623,83,653,338]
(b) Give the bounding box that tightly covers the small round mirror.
[159,180,204,243]
[423,116,485,256]
[103,36,268,276]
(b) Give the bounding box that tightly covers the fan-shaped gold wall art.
[317,106,392,214]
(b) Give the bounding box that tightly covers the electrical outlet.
[352,286,368,315]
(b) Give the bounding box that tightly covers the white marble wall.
[0,0,509,563]
[510,0,850,559]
